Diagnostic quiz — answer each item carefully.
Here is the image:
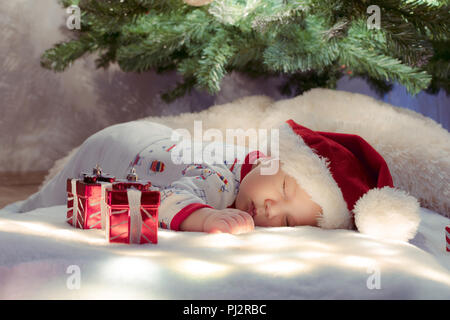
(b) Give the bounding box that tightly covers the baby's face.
[235,158,322,227]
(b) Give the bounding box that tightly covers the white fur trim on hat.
[269,122,352,229]
[353,186,420,241]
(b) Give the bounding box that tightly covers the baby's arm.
[158,162,249,233]
[179,207,254,234]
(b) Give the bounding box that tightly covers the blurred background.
[0,0,448,207]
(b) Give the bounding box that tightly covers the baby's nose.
[264,199,278,217]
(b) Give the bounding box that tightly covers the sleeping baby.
[19,119,420,241]
[178,156,322,234]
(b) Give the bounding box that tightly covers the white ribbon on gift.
[70,179,79,227]
[127,188,142,244]
[446,226,450,252]
[100,182,113,230]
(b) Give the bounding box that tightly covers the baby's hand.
[203,208,254,234]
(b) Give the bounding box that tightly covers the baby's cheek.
[234,187,247,211]
[249,179,272,200]
[253,218,271,227]
[243,175,262,192]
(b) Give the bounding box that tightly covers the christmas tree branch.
[339,19,432,95]
[41,0,449,101]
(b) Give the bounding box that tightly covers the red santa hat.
[264,119,420,242]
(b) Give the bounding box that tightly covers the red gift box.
[106,187,160,244]
[66,174,115,229]
[446,225,450,252]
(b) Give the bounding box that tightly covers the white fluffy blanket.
[3,88,450,299]
[1,202,449,299]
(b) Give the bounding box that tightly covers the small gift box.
[446,225,450,252]
[66,165,116,229]
[106,168,160,244]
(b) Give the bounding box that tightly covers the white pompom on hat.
[264,119,420,242]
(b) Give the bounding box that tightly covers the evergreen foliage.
[42,0,450,102]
